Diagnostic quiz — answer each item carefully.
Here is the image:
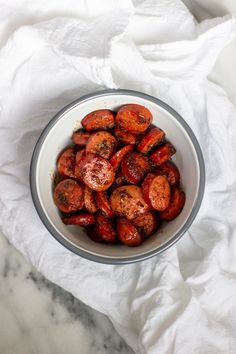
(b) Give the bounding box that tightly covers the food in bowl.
[53,103,186,247]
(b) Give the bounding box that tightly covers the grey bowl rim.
[30,89,205,265]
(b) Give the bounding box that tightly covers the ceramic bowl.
[30,89,205,264]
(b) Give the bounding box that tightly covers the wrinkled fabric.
[0,0,236,353]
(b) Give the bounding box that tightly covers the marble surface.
[0,235,134,354]
[1,1,236,354]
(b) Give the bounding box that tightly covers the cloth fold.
[1,1,236,353]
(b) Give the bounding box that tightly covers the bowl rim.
[30,89,205,264]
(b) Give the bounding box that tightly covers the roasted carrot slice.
[137,127,165,154]
[142,174,171,211]
[150,143,176,166]
[114,126,140,145]
[109,145,133,171]
[95,191,114,218]
[57,147,76,178]
[155,161,180,187]
[86,131,117,159]
[81,109,115,131]
[79,155,115,191]
[160,188,185,221]
[116,104,152,134]
[117,218,142,247]
[133,212,159,239]
[84,186,98,213]
[63,213,95,226]
[54,179,84,213]
[94,214,117,243]
[121,152,150,184]
[72,129,91,146]
[110,185,150,220]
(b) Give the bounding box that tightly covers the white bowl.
[30,89,205,264]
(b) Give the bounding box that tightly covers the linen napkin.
[1,0,236,353]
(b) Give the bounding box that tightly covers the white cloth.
[1,0,236,353]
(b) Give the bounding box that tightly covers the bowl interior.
[34,92,201,262]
